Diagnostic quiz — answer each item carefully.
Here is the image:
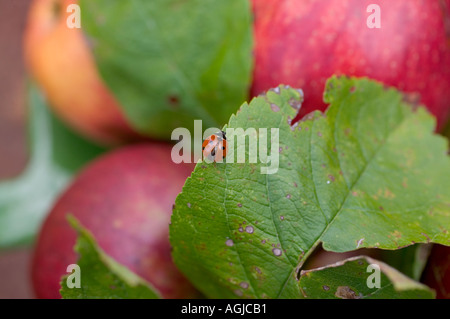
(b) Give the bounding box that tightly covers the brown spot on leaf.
[291,123,298,131]
[288,97,302,110]
[335,286,360,299]
[384,189,395,199]
[402,178,408,188]
[168,95,180,107]
[240,282,249,289]
[270,103,280,112]
[393,230,402,239]
[344,128,351,136]
[300,112,317,123]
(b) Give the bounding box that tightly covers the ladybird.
[202,131,227,162]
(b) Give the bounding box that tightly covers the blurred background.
[0,0,33,298]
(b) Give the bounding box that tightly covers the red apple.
[31,143,198,299]
[24,0,139,145]
[252,0,450,130]
[423,245,450,299]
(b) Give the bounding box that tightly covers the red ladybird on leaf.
[202,131,227,163]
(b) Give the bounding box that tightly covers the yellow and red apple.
[24,0,139,145]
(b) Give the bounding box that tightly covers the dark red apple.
[252,0,450,130]
[423,245,450,299]
[31,143,198,299]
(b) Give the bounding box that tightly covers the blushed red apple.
[252,0,450,130]
[31,143,198,298]
[24,0,139,145]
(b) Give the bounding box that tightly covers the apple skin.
[24,0,140,145]
[251,0,450,130]
[422,245,450,299]
[31,143,199,299]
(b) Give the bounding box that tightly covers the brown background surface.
[0,0,34,299]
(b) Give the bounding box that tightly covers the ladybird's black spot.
[202,147,205,150]
[222,146,225,150]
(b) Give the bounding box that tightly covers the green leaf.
[0,84,106,249]
[61,216,160,299]
[170,76,450,298]
[379,244,432,281]
[299,256,434,299]
[79,0,253,139]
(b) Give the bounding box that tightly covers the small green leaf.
[0,84,106,249]
[170,76,450,298]
[299,256,434,299]
[79,0,253,139]
[60,216,160,299]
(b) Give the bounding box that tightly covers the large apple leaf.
[80,0,252,140]
[0,85,106,249]
[299,256,434,299]
[170,76,450,299]
[60,216,160,299]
